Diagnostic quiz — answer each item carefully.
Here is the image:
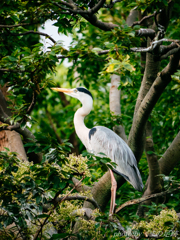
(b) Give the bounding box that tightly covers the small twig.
[26,91,37,115]
[116,186,180,214]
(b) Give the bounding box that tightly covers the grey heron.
[51,87,143,215]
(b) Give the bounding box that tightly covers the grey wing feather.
[89,126,143,192]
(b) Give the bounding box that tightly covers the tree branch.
[54,0,74,9]
[116,185,180,213]
[131,39,180,54]
[128,49,180,161]
[135,28,156,39]
[0,22,39,28]
[80,13,118,31]
[159,130,180,176]
[144,121,162,194]
[11,30,56,44]
[53,0,106,15]
[131,12,156,27]
[51,0,118,31]
[160,46,180,60]
[90,0,106,14]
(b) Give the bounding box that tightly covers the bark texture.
[0,130,28,161]
[0,88,28,161]
[159,131,180,176]
[110,74,127,142]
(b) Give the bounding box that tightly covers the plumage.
[51,86,143,192]
[88,126,143,191]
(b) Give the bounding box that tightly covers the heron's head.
[51,87,93,104]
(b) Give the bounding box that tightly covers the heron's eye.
[74,89,78,93]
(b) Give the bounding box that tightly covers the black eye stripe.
[76,87,93,99]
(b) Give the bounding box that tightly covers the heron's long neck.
[74,101,92,149]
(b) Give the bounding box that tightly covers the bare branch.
[131,13,156,27]
[81,13,118,31]
[131,39,180,55]
[90,0,106,14]
[11,30,56,44]
[135,28,156,39]
[160,47,180,60]
[116,185,180,213]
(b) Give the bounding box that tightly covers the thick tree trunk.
[0,129,28,161]
[128,47,161,162]
[0,87,28,161]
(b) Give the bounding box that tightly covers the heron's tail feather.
[112,167,144,192]
[112,168,130,182]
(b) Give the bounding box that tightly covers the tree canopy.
[0,0,180,239]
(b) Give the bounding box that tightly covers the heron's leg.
[109,169,117,216]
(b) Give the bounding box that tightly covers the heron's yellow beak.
[51,88,73,94]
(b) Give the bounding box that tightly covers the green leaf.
[35,214,50,219]
[8,56,17,61]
